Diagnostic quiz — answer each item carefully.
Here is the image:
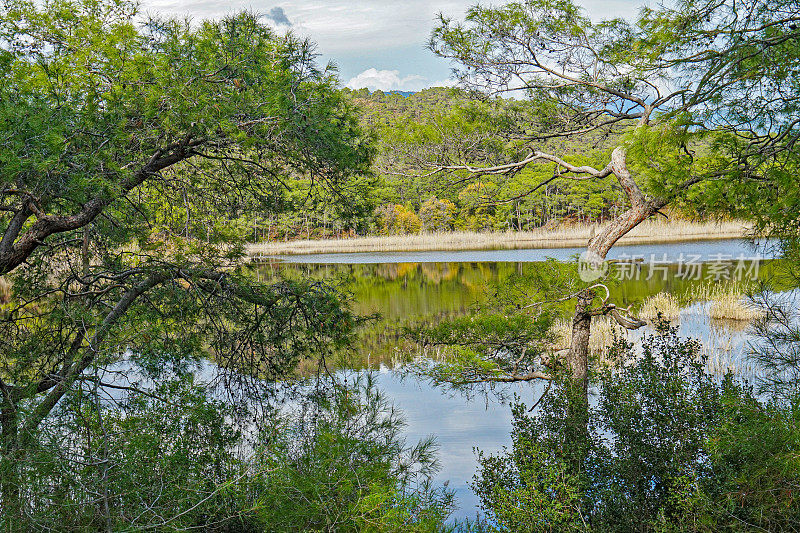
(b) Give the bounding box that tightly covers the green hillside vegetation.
[254,87,657,240]
[359,88,631,229]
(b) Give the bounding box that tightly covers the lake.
[262,238,772,264]
[254,238,785,521]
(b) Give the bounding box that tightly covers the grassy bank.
[248,219,752,256]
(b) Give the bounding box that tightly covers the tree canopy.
[402,0,800,395]
[0,0,376,521]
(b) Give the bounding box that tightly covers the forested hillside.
[358,87,637,233]
[255,87,654,241]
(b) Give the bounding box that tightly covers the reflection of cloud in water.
[384,298,790,519]
[368,369,546,521]
[676,300,762,378]
[88,289,793,522]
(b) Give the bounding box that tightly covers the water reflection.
[255,255,788,374]
[249,240,791,520]
[265,238,772,264]
[363,369,544,522]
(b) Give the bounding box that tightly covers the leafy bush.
[2,374,453,531]
[255,375,454,531]
[473,400,586,532]
[473,321,800,532]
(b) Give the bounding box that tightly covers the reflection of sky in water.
[267,239,773,264]
[368,369,546,521]
[92,362,540,521]
[263,239,787,520]
[92,297,792,522]
[93,240,794,522]
[363,290,800,520]
[372,308,763,521]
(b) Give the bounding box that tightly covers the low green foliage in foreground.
[473,320,800,532]
[5,374,453,531]
[256,376,453,532]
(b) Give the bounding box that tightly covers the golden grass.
[685,281,765,321]
[550,316,627,355]
[543,280,762,376]
[0,277,10,304]
[248,219,752,256]
[683,280,752,305]
[638,292,681,321]
[709,293,764,321]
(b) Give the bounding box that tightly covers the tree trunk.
[567,289,593,398]
[563,146,667,451]
[566,146,666,381]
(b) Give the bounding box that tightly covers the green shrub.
[254,375,454,531]
[473,321,800,532]
[2,375,453,531]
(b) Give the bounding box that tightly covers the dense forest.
[255,88,644,240]
[253,80,757,241]
[1,0,799,531]
[260,87,652,241]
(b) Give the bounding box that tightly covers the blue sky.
[141,0,642,91]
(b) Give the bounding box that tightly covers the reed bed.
[709,293,764,321]
[638,292,681,321]
[249,219,751,256]
[550,316,627,356]
[683,280,754,305]
[684,281,765,321]
[0,277,10,304]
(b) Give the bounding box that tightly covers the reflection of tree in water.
[259,260,786,374]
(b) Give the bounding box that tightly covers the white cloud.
[429,78,458,88]
[346,68,455,92]
[139,1,635,91]
[142,1,471,54]
[141,1,632,54]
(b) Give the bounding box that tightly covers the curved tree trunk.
[564,146,668,445]
[567,289,594,400]
[566,146,667,376]
[565,289,594,460]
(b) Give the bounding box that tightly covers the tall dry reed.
[638,292,681,321]
[249,219,752,256]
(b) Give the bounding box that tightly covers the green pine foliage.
[472,322,800,532]
[347,88,630,235]
[6,374,454,531]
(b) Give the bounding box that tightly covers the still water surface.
[367,370,536,522]
[267,239,771,264]
[261,238,783,520]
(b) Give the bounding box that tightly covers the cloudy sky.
[140,0,641,92]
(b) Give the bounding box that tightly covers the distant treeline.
[249,87,684,241]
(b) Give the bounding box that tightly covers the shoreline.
[247,220,754,256]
